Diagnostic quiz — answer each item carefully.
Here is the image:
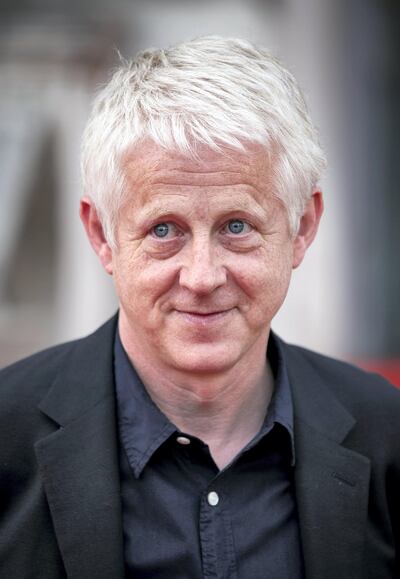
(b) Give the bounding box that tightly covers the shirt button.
[207,491,219,506]
[176,436,191,445]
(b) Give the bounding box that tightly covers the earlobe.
[79,197,114,275]
[292,191,324,269]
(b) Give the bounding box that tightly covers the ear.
[79,197,114,275]
[292,190,324,269]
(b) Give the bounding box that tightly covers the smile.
[174,309,234,325]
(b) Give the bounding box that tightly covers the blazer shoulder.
[0,340,80,409]
[0,314,118,410]
[284,340,400,430]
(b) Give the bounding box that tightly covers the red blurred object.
[353,359,400,388]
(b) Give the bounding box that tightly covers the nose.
[179,237,227,294]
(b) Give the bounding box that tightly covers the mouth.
[174,308,234,325]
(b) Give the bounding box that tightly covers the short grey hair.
[81,35,326,247]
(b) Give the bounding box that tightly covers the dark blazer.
[1,315,399,578]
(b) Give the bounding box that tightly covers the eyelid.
[148,217,255,239]
[222,218,253,234]
[150,221,182,239]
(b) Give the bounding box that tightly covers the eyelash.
[221,219,253,235]
[151,223,179,239]
[150,219,253,240]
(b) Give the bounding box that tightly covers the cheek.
[232,249,293,311]
[112,249,178,307]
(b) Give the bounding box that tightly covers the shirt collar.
[114,331,176,478]
[264,331,296,466]
[114,329,295,478]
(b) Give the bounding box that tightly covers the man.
[1,36,399,579]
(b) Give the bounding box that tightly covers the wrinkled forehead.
[120,138,276,197]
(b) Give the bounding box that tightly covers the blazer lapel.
[34,317,124,579]
[283,343,371,579]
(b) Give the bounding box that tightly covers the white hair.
[81,35,326,246]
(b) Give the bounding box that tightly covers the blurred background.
[0,0,399,384]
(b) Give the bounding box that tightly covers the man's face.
[94,141,315,375]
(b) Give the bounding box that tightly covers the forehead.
[121,139,275,204]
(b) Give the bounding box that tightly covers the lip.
[174,308,233,325]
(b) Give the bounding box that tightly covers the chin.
[166,342,243,375]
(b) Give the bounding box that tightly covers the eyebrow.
[136,195,269,224]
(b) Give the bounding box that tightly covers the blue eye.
[228,219,246,234]
[153,223,170,238]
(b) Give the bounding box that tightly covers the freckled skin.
[109,141,298,375]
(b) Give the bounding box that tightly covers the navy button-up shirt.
[114,330,304,578]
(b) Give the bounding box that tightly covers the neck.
[119,326,274,470]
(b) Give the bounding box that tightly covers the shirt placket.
[199,483,238,579]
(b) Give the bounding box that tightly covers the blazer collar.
[280,339,371,579]
[35,315,124,579]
